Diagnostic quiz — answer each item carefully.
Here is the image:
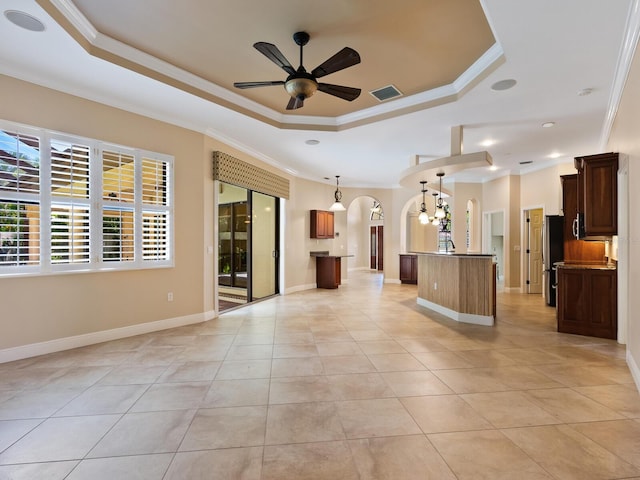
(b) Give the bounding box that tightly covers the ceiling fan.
[233,31,361,110]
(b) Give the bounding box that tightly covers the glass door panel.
[251,191,277,299]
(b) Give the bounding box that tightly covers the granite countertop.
[309,251,354,258]
[554,262,617,270]
[411,251,494,257]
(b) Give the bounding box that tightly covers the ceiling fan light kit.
[234,31,361,110]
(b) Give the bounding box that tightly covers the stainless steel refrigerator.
[543,215,564,306]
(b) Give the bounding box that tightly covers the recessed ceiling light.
[489,165,498,171]
[519,160,533,165]
[490,79,517,91]
[4,10,45,32]
[542,122,555,128]
[577,88,593,96]
[480,139,495,147]
[548,152,562,159]
[305,139,319,145]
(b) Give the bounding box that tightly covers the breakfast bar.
[416,252,496,326]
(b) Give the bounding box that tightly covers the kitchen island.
[416,252,496,326]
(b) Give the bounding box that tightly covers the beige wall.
[0,75,207,350]
[608,43,640,385]
[520,163,575,215]
[5,71,633,376]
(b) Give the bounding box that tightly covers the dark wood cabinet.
[315,256,341,289]
[310,210,334,239]
[557,267,617,339]
[399,254,418,284]
[560,174,605,264]
[574,152,618,238]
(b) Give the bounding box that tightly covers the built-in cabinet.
[399,254,418,284]
[557,152,618,340]
[560,174,605,264]
[557,266,617,339]
[574,152,618,239]
[310,210,335,239]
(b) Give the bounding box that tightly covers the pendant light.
[431,192,439,225]
[435,172,446,219]
[329,175,346,211]
[418,181,429,224]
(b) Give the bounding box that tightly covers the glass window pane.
[0,130,40,194]
[103,150,134,202]
[142,158,168,206]
[51,140,90,198]
[103,208,135,262]
[142,211,169,260]
[0,200,40,266]
[51,205,90,264]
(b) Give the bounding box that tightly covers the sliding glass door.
[251,191,278,299]
[218,182,279,310]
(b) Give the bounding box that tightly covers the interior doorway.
[524,208,543,294]
[483,210,505,285]
[370,225,384,270]
[218,182,279,312]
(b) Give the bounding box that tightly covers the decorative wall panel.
[212,151,289,199]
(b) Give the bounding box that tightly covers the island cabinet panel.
[557,267,617,339]
[310,210,334,239]
[416,253,495,326]
[399,254,418,284]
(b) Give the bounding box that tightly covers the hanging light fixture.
[431,192,439,225]
[435,172,446,219]
[329,175,346,211]
[418,181,429,224]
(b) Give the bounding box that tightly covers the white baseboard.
[0,311,217,364]
[627,349,640,393]
[503,287,523,293]
[417,297,494,326]
[384,278,401,284]
[283,283,316,295]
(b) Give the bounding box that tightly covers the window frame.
[0,119,174,277]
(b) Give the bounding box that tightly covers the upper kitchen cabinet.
[310,210,335,239]
[574,152,618,238]
[561,174,605,264]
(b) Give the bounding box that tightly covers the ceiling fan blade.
[234,81,285,89]
[286,96,304,110]
[317,83,361,101]
[311,47,361,78]
[254,42,296,75]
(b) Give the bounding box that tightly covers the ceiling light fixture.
[435,173,446,219]
[578,88,593,96]
[431,192,439,225]
[481,139,495,147]
[542,122,555,128]
[4,10,45,32]
[305,139,320,145]
[418,181,429,225]
[490,79,517,91]
[329,175,346,211]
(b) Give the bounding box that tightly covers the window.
[0,120,173,276]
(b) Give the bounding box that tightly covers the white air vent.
[369,85,403,102]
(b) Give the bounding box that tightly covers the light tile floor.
[1,271,639,479]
